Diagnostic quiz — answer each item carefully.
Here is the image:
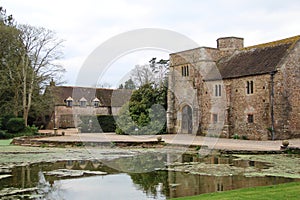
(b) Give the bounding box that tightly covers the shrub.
[24,125,39,135]
[233,134,240,139]
[116,102,167,135]
[0,130,8,139]
[0,114,15,130]
[6,118,25,133]
[98,115,117,132]
[79,115,117,133]
[79,115,102,133]
[242,135,248,140]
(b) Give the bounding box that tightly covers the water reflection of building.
[165,154,296,198]
[2,157,299,199]
[65,160,102,170]
[5,160,108,190]
[168,171,296,198]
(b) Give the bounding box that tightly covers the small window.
[181,65,189,77]
[80,101,86,107]
[92,97,100,107]
[66,101,73,107]
[215,84,221,96]
[247,114,254,123]
[79,97,87,107]
[186,66,189,76]
[247,81,254,94]
[66,96,73,107]
[93,101,99,107]
[212,114,218,124]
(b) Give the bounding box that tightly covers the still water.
[0,154,298,199]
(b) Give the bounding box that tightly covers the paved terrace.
[36,129,300,151]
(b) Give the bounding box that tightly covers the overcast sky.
[2,0,300,88]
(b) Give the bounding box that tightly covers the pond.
[1,153,299,199]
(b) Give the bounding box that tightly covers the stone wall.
[167,36,299,140]
[226,75,272,140]
[53,105,111,128]
[168,47,223,134]
[198,74,273,140]
[199,80,227,137]
[273,40,300,139]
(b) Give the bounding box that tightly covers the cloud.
[3,0,300,86]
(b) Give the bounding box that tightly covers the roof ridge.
[243,35,300,50]
[54,85,114,91]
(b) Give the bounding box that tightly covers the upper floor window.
[181,65,189,77]
[215,84,222,97]
[79,97,87,107]
[92,97,100,107]
[66,97,73,107]
[247,81,254,94]
[247,114,254,123]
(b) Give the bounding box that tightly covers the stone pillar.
[167,67,175,133]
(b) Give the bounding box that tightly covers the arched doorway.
[182,105,193,134]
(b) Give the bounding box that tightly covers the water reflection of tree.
[106,152,167,173]
[129,171,169,198]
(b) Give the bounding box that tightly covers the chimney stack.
[217,37,244,51]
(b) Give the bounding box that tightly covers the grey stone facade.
[167,36,300,140]
[46,86,132,129]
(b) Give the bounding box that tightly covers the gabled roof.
[66,96,73,101]
[92,97,100,102]
[205,35,300,80]
[51,86,132,107]
[79,97,87,102]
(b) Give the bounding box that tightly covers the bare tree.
[130,64,155,88]
[18,24,65,126]
[97,82,112,88]
[149,57,169,87]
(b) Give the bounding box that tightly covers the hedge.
[6,118,26,133]
[79,115,117,133]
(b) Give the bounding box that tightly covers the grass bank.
[171,181,300,200]
[0,139,12,146]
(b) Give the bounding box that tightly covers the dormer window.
[66,97,73,107]
[79,97,87,107]
[92,97,100,107]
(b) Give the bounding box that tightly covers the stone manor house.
[46,84,132,129]
[167,35,300,140]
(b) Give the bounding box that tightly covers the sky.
[2,0,300,88]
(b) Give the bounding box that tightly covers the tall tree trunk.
[22,55,28,126]
[25,77,34,127]
[13,87,19,116]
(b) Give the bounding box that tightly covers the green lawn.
[0,139,13,146]
[171,181,300,200]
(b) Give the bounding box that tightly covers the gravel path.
[36,130,300,151]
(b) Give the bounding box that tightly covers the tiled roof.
[51,86,132,107]
[205,35,300,80]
